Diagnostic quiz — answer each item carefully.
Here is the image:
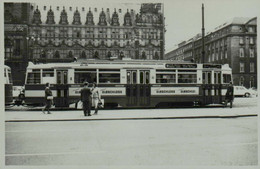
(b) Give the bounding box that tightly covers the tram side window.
[75,72,97,84]
[27,70,41,84]
[8,69,13,84]
[223,74,231,84]
[146,72,149,84]
[99,73,120,83]
[140,72,144,84]
[99,69,120,83]
[178,74,197,83]
[156,74,176,83]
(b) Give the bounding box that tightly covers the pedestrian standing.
[42,83,53,114]
[80,82,92,116]
[225,81,234,108]
[92,82,101,115]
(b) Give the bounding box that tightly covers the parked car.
[233,86,257,97]
[248,87,258,97]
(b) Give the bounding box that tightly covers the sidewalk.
[5,103,258,122]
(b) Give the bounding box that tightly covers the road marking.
[5,128,94,133]
[6,151,105,157]
[5,114,258,123]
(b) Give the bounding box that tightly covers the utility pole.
[201,3,205,63]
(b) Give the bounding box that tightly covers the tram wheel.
[244,93,250,97]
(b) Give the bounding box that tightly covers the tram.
[4,65,13,105]
[24,60,232,108]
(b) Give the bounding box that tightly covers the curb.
[5,114,257,122]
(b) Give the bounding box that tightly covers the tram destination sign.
[203,64,222,69]
[165,64,197,68]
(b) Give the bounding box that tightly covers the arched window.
[94,51,99,59]
[107,51,112,58]
[142,51,146,59]
[40,50,46,58]
[68,51,73,58]
[81,51,86,58]
[239,76,244,86]
[154,52,159,60]
[54,51,60,58]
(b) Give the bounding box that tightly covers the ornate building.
[165,17,257,88]
[28,3,164,63]
[4,3,165,85]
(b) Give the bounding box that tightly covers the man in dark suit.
[80,82,92,116]
[225,81,234,108]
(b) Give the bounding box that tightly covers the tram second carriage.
[4,65,13,105]
[24,60,232,108]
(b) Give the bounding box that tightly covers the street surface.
[5,97,258,166]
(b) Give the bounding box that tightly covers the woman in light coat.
[92,82,101,114]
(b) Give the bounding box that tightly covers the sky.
[163,0,260,52]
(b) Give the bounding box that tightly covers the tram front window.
[27,69,41,84]
[223,74,231,84]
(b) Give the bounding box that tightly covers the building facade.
[165,17,257,88]
[4,3,32,85]
[4,3,165,85]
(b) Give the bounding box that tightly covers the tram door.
[213,71,222,104]
[202,71,212,104]
[139,70,150,106]
[56,70,69,107]
[126,70,137,106]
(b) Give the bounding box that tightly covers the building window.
[248,27,254,33]
[240,62,245,72]
[250,48,254,58]
[250,37,254,44]
[239,48,244,57]
[239,76,244,86]
[57,6,59,10]
[33,48,41,59]
[239,37,244,44]
[225,50,227,59]
[250,76,254,88]
[77,32,80,38]
[44,6,46,10]
[250,62,255,73]
[212,53,214,62]
[70,7,72,11]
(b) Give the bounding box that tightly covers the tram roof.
[4,65,11,69]
[27,59,231,70]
